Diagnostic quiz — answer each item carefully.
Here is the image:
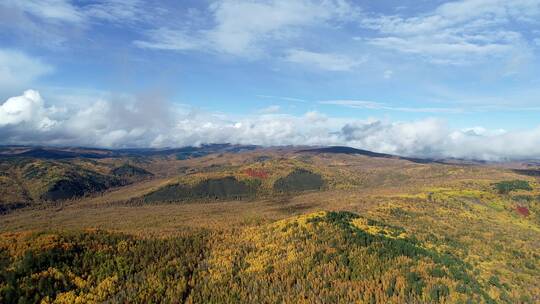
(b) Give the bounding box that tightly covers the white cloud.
[135,0,359,56]
[285,49,363,71]
[459,126,506,137]
[3,89,540,161]
[361,0,540,65]
[337,119,540,161]
[304,111,328,123]
[0,90,57,130]
[339,119,447,157]
[0,49,53,94]
[207,0,354,55]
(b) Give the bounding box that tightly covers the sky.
[1,0,540,160]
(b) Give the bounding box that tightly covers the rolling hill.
[0,158,155,213]
[0,145,539,303]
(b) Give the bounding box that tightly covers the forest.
[0,212,496,303]
[1,146,539,303]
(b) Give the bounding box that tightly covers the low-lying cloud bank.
[1,90,540,161]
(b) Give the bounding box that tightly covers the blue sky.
[1,0,540,159]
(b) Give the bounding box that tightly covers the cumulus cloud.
[304,111,328,124]
[2,89,540,161]
[0,90,57,130]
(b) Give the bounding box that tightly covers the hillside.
[0,146,539,303]
[0,158,154,213]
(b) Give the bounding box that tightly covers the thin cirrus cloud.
[129,0,540,68]
[2,0,147,24]
[321,99,540,113]
[284,49,364,72]
[83,0,149,23]
[7,0,537,69]
[0,49,53,95]
[4,0,84,23]
[133,28,203,51]
[256,95,307,103]
[0,0,151,47]
[3,89,540,161]
[4,0,538,68]
[360,0,540,65]
[134,0,358,57]
[320,100,464,114]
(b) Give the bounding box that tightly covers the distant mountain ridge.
[1,144,527,165]
[0,144,430,162]
[297,146,440,164]
[0,144,258,159]
[298,146,392,158]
